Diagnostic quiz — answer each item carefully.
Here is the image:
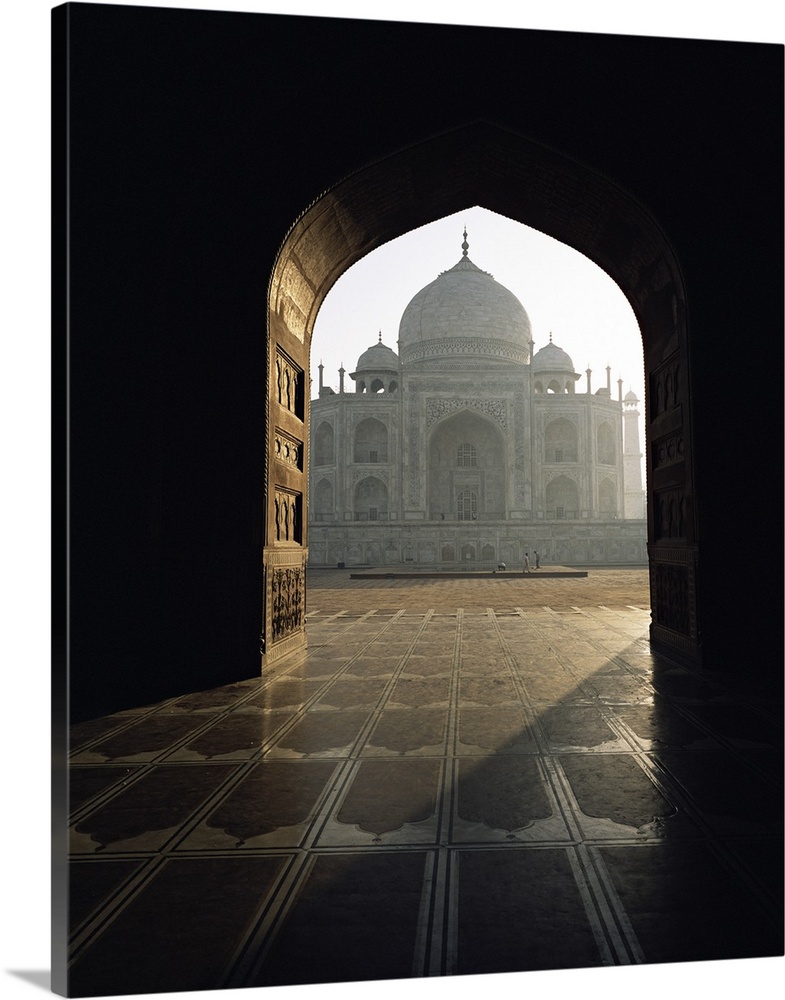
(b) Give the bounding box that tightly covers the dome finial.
[461,227,469,258]
[549,331,553,343]
[378,330,382,343]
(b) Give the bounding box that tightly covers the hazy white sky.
[312,206,644,401]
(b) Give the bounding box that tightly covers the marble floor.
[66,594,783,995]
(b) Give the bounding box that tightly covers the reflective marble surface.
[67,583,783,994]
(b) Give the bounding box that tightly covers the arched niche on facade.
[313,478,334,517]
[426,409,505,520]
[546,475,580,519]
[353,417,389,463]
[267,120,697,666]
[313,421,335,466]
[598,477,617,517]
[544,418,578,463]
[353,475,388,520]
[597,422,616,465]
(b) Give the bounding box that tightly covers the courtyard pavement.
[66,569,783,994]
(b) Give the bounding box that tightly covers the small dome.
[531,340,575,372]
[624,389,639,402]
[354,337,399,372]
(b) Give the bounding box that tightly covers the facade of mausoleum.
[309,235,646,568]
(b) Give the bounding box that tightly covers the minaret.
[623,389,645,518]
[338,364,345,394]
[318,360,324,396]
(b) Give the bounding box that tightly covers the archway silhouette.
[265,120,697,667]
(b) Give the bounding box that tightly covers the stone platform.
[350,565,588,579]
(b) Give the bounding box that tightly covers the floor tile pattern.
[67,599,783,995]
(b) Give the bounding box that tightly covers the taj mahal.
[308,232,646,568]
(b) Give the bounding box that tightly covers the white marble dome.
[397,244,532,368]
[354,338,399,372]
[531,340,576,373]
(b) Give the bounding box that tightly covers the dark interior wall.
[56,3,783,722]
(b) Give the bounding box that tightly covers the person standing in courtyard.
[523,551,530,573]
[534,550,540,569]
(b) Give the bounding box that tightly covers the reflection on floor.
[67,602,783,995]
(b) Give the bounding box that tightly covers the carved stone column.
[647,350,700,662]
[262,328,309,665]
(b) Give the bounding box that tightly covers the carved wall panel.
[261,545,306,661]
[275,349,305,420]
[274,428,304,471]
[653,562,690,635]
[648,544,699,656]
[411,377,490,393]
[273,487,302,544]
[540,409,581,425]
[270,565,304,642]
[541,469,580,486]
[403,337,529,366]
[353,469,390,489]
[650,357,681,419]
[651,431,685,471]
[653,487,687,541]
[426,397,508,429]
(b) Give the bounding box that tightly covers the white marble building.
[309,234,646,568]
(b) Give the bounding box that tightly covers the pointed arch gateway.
[427,408,506,520]
[265,121,697,665]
